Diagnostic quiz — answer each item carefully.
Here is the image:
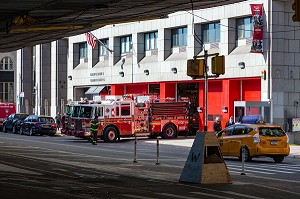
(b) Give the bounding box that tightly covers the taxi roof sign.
[241,115,264,124]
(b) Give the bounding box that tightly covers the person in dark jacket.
[213,117,222,132]
[90,115,99,145]
[55,112,61,130]
[225,116,235,127]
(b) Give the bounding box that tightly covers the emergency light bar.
[241,115,265,124]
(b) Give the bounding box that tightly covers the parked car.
[20,115,57,136]
[216,115,290,163]
[3,113,29,133]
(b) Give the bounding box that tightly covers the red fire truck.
[61,95,198,142]
[0,103,16,130]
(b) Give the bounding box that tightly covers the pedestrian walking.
[225,116,235,127]
[55,112,61,130]
[213,117,222,132]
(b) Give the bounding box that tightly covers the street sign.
[20,92,24,97]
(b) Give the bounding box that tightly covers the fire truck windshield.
[66,105,74,116]
[71,105,93,118]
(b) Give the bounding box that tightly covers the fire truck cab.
[0,103,16,130]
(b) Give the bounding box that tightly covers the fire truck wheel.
[103,127,118,143]
[162,124,177,139]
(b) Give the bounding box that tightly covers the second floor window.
[145,32,158,51]
[79,42,87,58]
[121,35,132,54]
[171,27,187,47]
[237,17,253,39]
[0,82,14,103]
[0,57,13,71]
[202,22,220,43]
[99,39,109,56]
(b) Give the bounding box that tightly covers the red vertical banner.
[250,4,263,53]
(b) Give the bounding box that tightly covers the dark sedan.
[20,115,57,136]
[3,113,29,134]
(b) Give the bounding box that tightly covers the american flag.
[85,32,97,49]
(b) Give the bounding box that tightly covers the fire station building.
[15,0,300,132]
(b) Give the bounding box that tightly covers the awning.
[85,86,105,95]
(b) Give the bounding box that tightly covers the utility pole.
[187,52,225,132]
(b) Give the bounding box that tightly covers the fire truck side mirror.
[197,107,202,113]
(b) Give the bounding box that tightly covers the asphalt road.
[0,132,300,199]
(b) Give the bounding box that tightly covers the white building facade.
[16,0,300,132]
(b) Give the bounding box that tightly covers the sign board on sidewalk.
[292,118,300,132]
[20,92,24,98]
[179,132,231,184]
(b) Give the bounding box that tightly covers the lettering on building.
[90,78,105,82]
[90,72,105,82]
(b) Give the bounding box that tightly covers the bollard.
[241,144,246,175]
[156,138,160,165]
[133,136,137,163]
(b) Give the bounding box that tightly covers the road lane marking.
[219,191,266,199]
[227,167,274,174]
[227,164,294,174]
[158,192,236,199]
[192,191,261,199]
[120,194,158,199]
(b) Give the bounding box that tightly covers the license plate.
[270,141,277,145]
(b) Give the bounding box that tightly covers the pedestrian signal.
[187,59,205,78]
[211,55,225,76]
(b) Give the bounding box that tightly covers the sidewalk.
[289,145,300,159]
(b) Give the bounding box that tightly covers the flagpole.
[88,32,113,54]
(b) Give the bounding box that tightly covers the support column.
[110,85,124,95]
[160,82,176,102]
[51,39,68,117]
[198,81,204,131]
[19,47,34,114]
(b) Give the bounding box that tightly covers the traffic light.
[211,55,225,76]
[293,0,300,22]
[261,70,266,80]
[187,59,205,78]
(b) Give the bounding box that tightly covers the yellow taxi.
[216,115,290,163]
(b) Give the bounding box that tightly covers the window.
[237,17,253,39]
[218,126,234,137]
[95,107,104,117]
[121,35,132,54]
[171,27,187,47]
[259,127,285,137]
[149,84,160,94]
[0,57,13,71]
[79,106,93,118]
[0,82,14,103]
[202,22,220,43]
[232,125,246,135]
[79,42,87,58]
[98,39,109,56]
[121,105,131,116]
[145,32,158,51]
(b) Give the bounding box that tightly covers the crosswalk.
[226,162,300,175]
